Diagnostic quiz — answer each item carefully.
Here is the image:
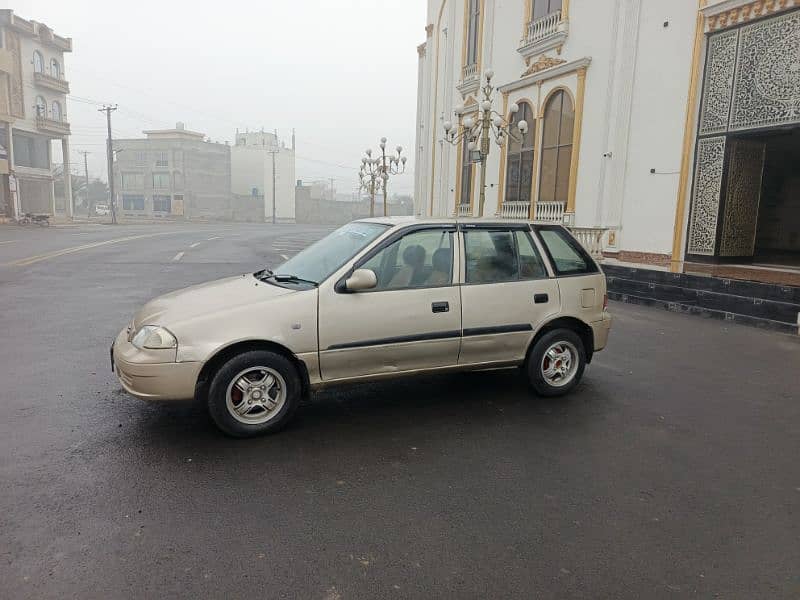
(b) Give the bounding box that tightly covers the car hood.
[133,274,294,330]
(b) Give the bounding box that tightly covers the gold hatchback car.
[112,217,611,437]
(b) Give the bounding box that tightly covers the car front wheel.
[207,350,301,437]
[526,329,586,397]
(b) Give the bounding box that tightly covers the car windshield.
[270,222,388,284]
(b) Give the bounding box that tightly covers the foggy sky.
[19,0,425,195]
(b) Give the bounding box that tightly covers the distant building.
[0,9,72,219]
[231,130,296,222]
[113,123,231,220]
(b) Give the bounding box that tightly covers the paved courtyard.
[1,222,798,599]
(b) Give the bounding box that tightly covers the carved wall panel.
[688,137,726,255]
[719,139,766,256]
[5,31,25,119]
[699,30,739,136]
[729,10,800,131]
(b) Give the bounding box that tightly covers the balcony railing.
[523,10,562,46]
[500,201,531,220]
[457,203,472,217]
[457,62,480,95]
[570,227,606,261]
[35,114,70,137]
[462,62,478,82]
[34,71,70,94]
[533,201,565,223]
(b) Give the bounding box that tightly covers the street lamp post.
[442,69,527,217]
[359,138,407,217]
[359,149,380,218]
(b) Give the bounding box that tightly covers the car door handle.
[432,301,449,313]
[534,293,549,304]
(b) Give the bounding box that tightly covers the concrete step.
[603,264,800,304]
[603,264,800,333]
[607,293,798,334]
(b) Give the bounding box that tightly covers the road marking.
[280,254,288,260]
[0,240,17,245]
[207,236,221,241]
[190,242,201,248]
[5,232,172,267]
[172,252,185,262]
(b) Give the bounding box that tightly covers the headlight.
[131,325,177,350]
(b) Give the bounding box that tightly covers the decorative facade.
[686,3,800,262]
[414,0,800,279]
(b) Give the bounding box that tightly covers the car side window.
[464,230,519,284]
[516,231,548,280]
[360,229,454,290]
[537,227,597,275]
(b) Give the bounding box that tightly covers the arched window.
[504,101,535,204]
[35,95,46,117]
[51,100,62,122]
[33,51,44,73]
[50,58,60,79]
[465,0,481,67]
[538,89,574,205]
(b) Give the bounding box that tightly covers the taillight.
[603,293,608,310]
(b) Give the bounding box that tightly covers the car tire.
[207,350,301,437]
[526,329,586,397]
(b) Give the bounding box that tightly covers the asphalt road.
[1,222,798,599]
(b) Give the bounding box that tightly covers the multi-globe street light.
[359,138,407,217]
[442,69,527,217]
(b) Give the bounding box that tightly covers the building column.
[7,123,18,219]
[566,66,587,215]
[62,136,73,218]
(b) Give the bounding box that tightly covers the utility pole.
[98,105,118,224]
[79,151,91,217]
[328,178,335,201]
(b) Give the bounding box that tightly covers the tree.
[52,165,108,214]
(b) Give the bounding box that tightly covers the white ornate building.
[414,0,800,281]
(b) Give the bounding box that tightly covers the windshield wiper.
[254,268,274,280]
[271,273,318,287]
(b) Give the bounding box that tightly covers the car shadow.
[109,368,611,459]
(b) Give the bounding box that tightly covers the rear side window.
[537,227,598,276]
[464,229,547,284]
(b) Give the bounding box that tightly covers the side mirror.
[345,268,378,292]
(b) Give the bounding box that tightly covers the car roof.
[356,216,561,227]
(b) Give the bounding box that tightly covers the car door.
[458,224,560,365]
[317,225,461,382]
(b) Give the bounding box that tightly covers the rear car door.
[317,225,461,381]
[534,225,605,323]
[458,224,560,365]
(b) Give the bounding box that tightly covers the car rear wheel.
[207,350,301,437]
[526,329,586,397]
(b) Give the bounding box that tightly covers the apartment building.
[0,9,72,219]
[231,130,296,222]
[113,123,231,220]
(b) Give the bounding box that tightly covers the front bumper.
[112,329,201,401]
[591,313,612,352]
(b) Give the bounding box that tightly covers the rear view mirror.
[345,268,378,292]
